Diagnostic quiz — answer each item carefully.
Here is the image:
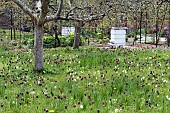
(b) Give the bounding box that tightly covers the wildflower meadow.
[0,47,170,113]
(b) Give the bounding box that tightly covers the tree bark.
[155,10,159,48]
[10,9,13,40]
[13,27,16,40]
[73,25,81,49]
[145,11,148,44]
[53,24,60,47]
[168,2,170,47]
[139,11,142,43]
[34,24,44,72]
[55,33,60,47]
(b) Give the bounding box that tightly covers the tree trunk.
[10,9,13,40]
[145,11,148,44]
[34,24,44,72]
[73,25,81,49]
[168,2,170,47]
[55,33,60,47]
[155,11,159,48]
[53,23,60,47]
[139,11,142,43]
[13,27,16,40]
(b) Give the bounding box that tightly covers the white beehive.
[61,27,75,36]
[110,27,127,47]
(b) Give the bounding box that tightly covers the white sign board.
[110,27,127,47]
[62,27,75,36]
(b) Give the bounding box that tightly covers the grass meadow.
[0,47,170,113]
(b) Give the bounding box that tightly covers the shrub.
[127,31,136,38]
[25,33,85,48]
[137,29,149,35]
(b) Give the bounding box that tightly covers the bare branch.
[86,14,105,22]
[45,15,82,22]
[56,0,63,17]
[49,5,57,12]
[38,0,50,25]
[45,13,105,23]
[12,0,37,21]
[66,7,78,18]
[66,6,91,18]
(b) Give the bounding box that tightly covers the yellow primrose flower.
[70,31,74,36]
[49,110,55,112]
[97,32,102,35]
[141,98,144,100]
[140,110,144,112]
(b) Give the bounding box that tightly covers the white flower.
[80,105,83,109]
[113,99,117,102]
[38,81,40,84]
[141,77,145,81]
[162,79,168,83]
[30,91,35,95]
[114,108,121,113]
[88,82,91,85]
[122,69,127,74]
[166,95,170,100]
[163,79,168,83]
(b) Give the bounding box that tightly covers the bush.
[59,35,83,47]
[25,33,85,48]
[137,29,149,35]
[127,31,136,38]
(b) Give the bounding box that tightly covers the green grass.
[0,29,33,40]
[0,62,3,70]
[0,47,170,113]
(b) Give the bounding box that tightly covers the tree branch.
[12,0,37,21]
[45,13,105,23]
[56,0,63,17]
[38,0,49,25]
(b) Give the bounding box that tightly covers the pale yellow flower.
[49,110,55,112]
[70,32,74,36]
